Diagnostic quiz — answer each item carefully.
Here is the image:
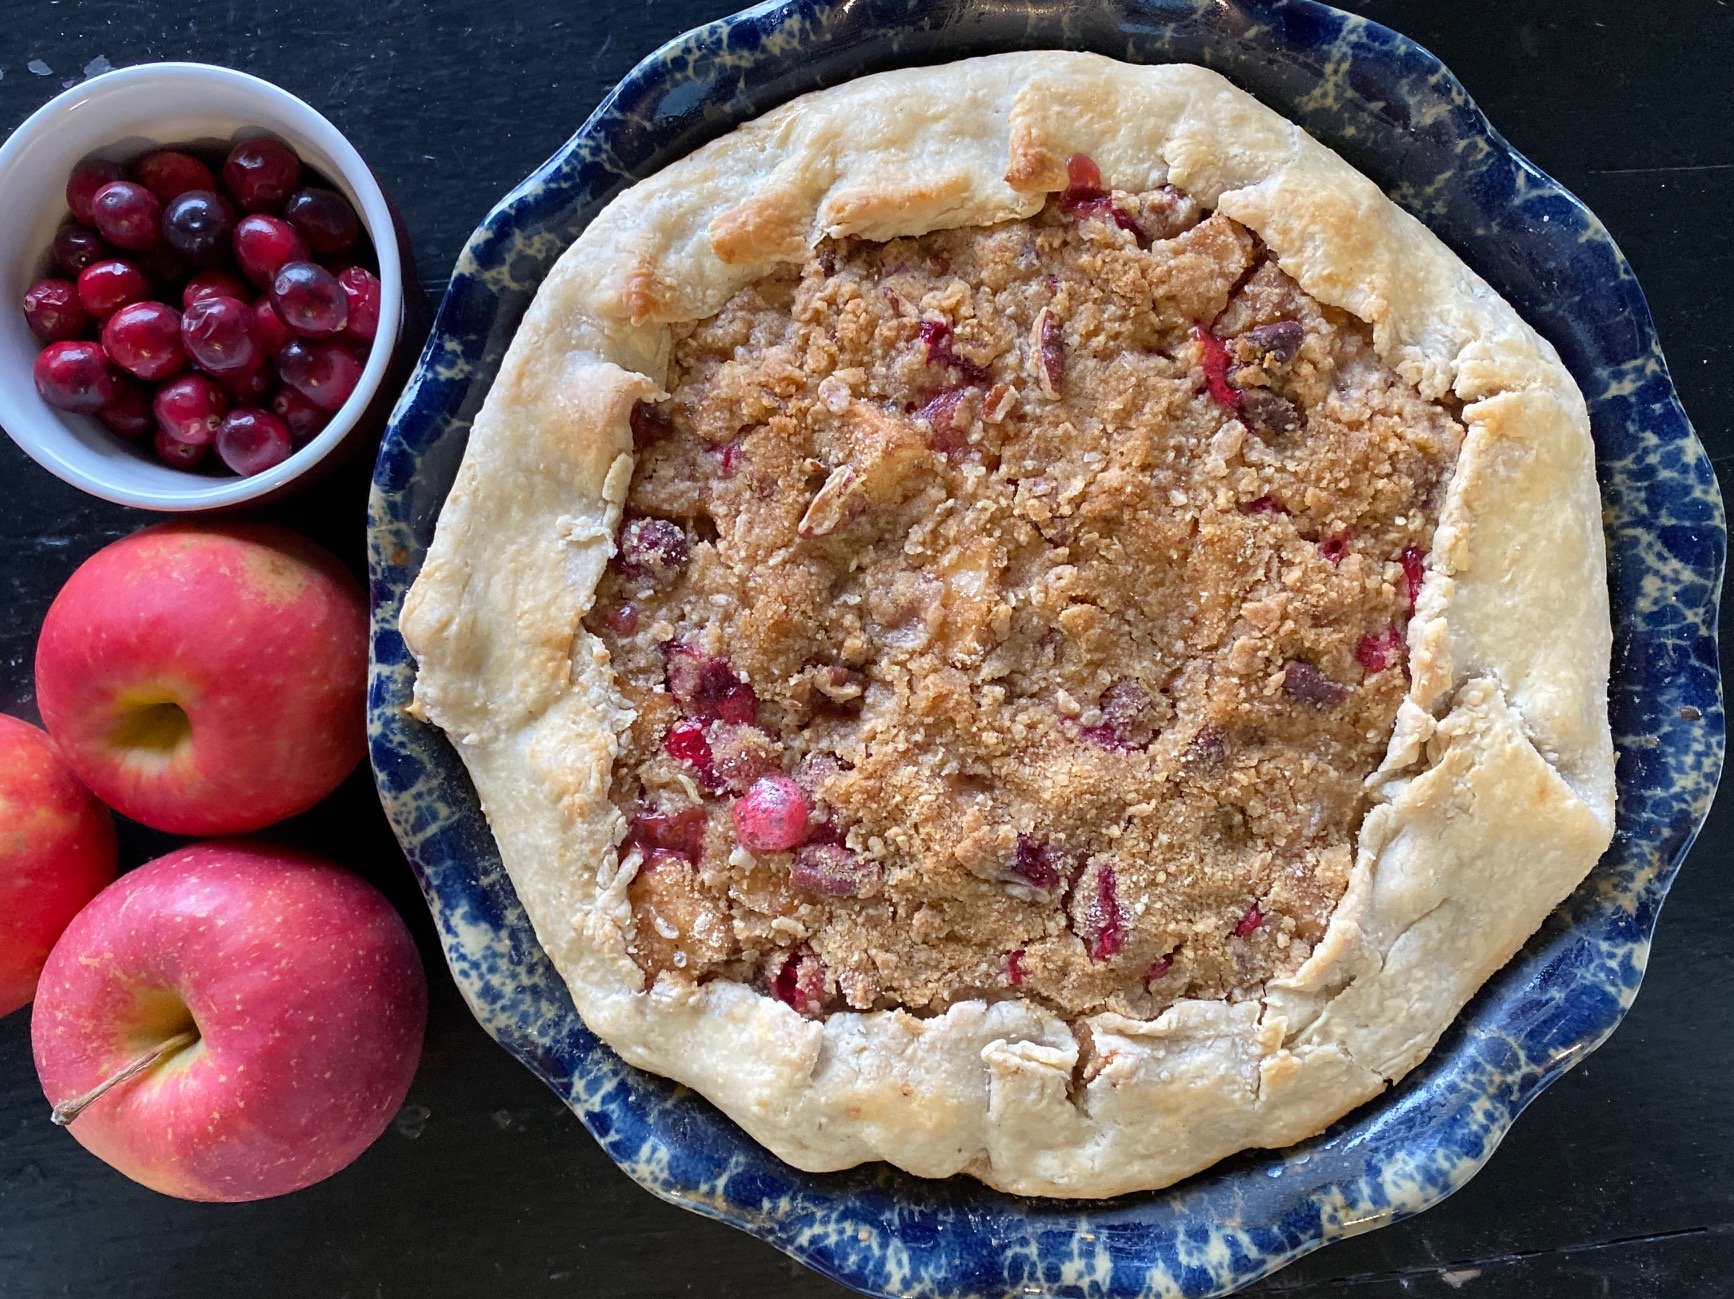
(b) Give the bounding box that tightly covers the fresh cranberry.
[627,803,706,861]
[1010,833,1064,892]
[630,400,671,449]
[1233,903,1264,938]
[182,268,251,308]
[218,365,273,403]
[181,296,262,375]
[1356,624,1403,675]
[97,381,153,438]
[65,159,125,224]
[101,301,185,381]
[770,946,826,1017]
[1282,660,1348,708]
[663,644,759,724]
[1193,323,1241,410]
[617,516,688,581]
[1078,863,1127,961]
[277,338,363,410]
[1319,531,1352,565]
[1400,546,1426,612]
[283,186,361,255]
[336,266,381,344]
[22,279,90,343]
[161,189,236,261]
[90,181,163,252]
[917,318,991,385]
[270,261,348,337]
[133,149,218,203]
[252,297,295,354]
[1146,952,1176,982]
[33,342,118,413]
[134,246,188,289]
[52,225,110,276]
[732,775,810,853]
[222,138,301,212]
[271,384,328,441]
[789,843,877,897]
[1005,948,1027,986]
[152,373,229,444]
[215,408,293,476]
[233,214,309,285]
[153,425,210,468]
[76,260,151,318]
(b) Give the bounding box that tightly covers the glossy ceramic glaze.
[366,2,1726,1295]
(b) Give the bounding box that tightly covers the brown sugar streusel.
[586,156,1462,1022]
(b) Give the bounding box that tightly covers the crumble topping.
[585,166,1462,1021]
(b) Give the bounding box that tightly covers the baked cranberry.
[1356,624,1403,674]
[1400,546,1426,612]
[1056,153,1148,243]
[1010,833,1064,892]
[1242,494,1287,515]
[276,338,363,410]
[252,297,295,354]
[33,342,118,413]
[663,720,722,793]
[271,384,328,441]
[1005,948,1027,986]
[1078,863,1127,961]
[182,268,251,308]
[1084,680,1153,751]
[732,775,810,853]
[283,186,361,255]
[222,138,301,213]
[663,643,758,724]
[790,843,877,897]
[917,318,991,385]
[76,260,151,318]
[270,261,347,337]
[627,804,707,862]
[770,946,826,1017]
[90,181,163,252]
[152,373,229,445]
[1282,660,1348,708]
[52,225,110,276]
[161,189,236,261]
[153,425,209,468]
[181,296,262,375]
[65,159,125,225]
[629,400,671,449]
[337,266,381,344]
[1319,531,1352,565]
[1233,903,1264,938]
[1193,323,1240,410]
[605,603,638,636]
[97,381,153,438]
[101,301,185,381]
[1182,724,1227,772]
[916,387,970,456]
[715,439,742,477]
[215,408,293,476]
[22,279,90,343]
[233,214,309,285]
[133,149,218,203]
[617,516,688,581]
[1146,952,1176,982]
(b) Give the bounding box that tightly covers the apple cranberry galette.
[401,54,1613,1196]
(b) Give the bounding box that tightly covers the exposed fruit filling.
[586,168,1462,1020]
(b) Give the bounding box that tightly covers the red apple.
[34,522,367,835]
[31,839,426,1201]
[0,715,118,1016]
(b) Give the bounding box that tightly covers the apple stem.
[50,1029,199,1126]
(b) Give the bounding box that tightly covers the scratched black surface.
[0,2,1729,1296]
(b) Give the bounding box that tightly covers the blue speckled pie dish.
[366,2,1726,1294]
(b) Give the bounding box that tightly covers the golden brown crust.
[400,53,1614,1197]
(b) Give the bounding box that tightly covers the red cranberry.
[1010,834,1064,892]
[605,603,638,636]
[1233,902,1264,938]
[276,338,363,410]
[1056,153,1148,243]
[97,381,153,438]
[181,296,262,375]
[218,366,273,403]
[336,266,381,344]
[916,318,991,385]
[233,214,308,285]
[161,189,236,261]
[789,843,877,897]
[1400,546,1426,612]
[65,159,125,225]
[662,643,758,724]
[252,297,295,354]
[616,516,688,581]
[1243,494,1286,515]
[133,149,218,203]
[1319,531,1352,565]
[222,138,301,212]
[271,384,328,441]
[626,804,706,862]
[1146,952,1176,982]
[770,946,826,1017]
[1005,949,1027,986]
[183,269,251,308]
[33,342,119,413]
[715,439,743,477]
[101,301,185,381]
[90,181,163,252]
[22,279,90,343]
[732,775,810,853]
[1356,624,1403,675]
[76,260,151,318]
[52,225,110,276]
[1193,323,1240,411]
[283,187,361,255]
[1077,863,1127,961]
[215,408,293,476]
[152,373,229,445]
[153,426,208,467]
[663,720,722,793]
[270,261,348,338]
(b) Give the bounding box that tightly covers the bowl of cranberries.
[0,61,405,509]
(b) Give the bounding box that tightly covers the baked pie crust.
[401,53,1614,1197]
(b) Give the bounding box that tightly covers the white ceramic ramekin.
[0,62,405,511]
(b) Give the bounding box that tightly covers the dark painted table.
[0,2,1728,1296]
